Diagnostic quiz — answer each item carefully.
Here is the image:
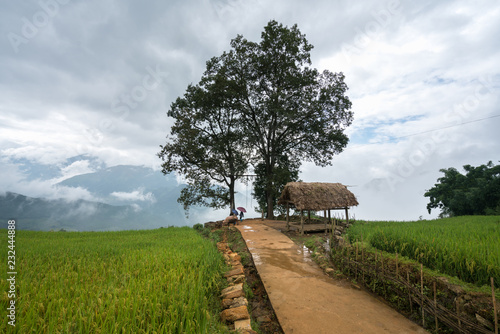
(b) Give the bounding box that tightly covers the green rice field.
[346,216,500,288]
[1,227,228,333]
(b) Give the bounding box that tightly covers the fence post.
[355,242,359,281]
[381,251,386,297]
[492,277,498,334]
[433,281,438,332]
[421,263,425,327]
[396,253,399,278]
[407,270,413,313]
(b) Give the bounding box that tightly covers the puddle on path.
[296,245,312,262]
[258,249,320,278]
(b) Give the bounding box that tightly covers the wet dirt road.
[237,220,428,334]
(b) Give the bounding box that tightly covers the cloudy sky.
[1,0,499,220]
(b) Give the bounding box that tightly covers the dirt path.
[237,220,428,334]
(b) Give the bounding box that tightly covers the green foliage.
[192,223,204,230]
[229,21,353,218]
[425,161,500,216]
[0,228,228,333]
[160,20,353,218]
[253,154,300,215]
[346,216,500,288]
[158,58,249,213]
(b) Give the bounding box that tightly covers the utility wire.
[349,114,500,149]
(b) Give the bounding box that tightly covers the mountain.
[0,156,216,231]
[0,192,171,231]
[56,165,196,223]
[57,165,179,202]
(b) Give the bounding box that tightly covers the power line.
[349,114,500,148]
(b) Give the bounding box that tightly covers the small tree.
[425,161,500,216]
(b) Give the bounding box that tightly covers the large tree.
[220,21,353,218]
[425,161,500,217]
[159,20,353,218]
[157,61,248,214]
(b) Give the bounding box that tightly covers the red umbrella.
[237,207,246,213]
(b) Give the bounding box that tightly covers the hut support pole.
[301,210,304,235]
[345,207,349,224]
[286,202,290,232]
[324,210,327,232]
[328,209,331,235]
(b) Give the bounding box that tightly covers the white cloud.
[1,0,498,221]
[110,188,156,203]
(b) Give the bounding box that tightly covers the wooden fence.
[331,242,498,334]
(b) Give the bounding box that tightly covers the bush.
[193,223,204,231]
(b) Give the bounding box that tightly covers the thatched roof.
[278,182,358,211]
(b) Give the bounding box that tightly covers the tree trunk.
[265,159,275,219]
[229,176,236,215]
[266,194,274,219]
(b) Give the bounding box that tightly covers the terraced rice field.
[346,216,500,288]
[0,227,227,333]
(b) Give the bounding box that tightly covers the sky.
[1,0,499,221]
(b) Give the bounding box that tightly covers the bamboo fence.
[331,242,498,334]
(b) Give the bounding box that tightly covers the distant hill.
[0,192,174,231]
[0,156,236,230]
[57,165,179,203]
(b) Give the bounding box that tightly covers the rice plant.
[346,216,500,288]
[0,227,228,333]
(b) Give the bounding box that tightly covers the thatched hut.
[278,182,358,234]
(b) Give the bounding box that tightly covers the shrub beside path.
[237,220,428,334]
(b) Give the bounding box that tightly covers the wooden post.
[492,277,498,334]
[433,281,438,332]
[421,263,425,327]
[361,233,364,283]
[286,202,290,232]
[407,270,413,313]
[328,209,331,235]
[300,210,304,235]
[396,253,399,278]
[355,243,359,281]
[345,207,349,224]
[324,210,327,232]
[381,251,385,297]
[307,210,311,224]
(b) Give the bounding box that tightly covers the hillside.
[0,155,217,230]
[0,192,170,231]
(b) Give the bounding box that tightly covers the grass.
[345,216,500,288]
[0,227,228,333]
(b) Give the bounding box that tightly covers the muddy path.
[237,220,428,334]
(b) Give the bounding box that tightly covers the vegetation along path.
[237,220,428,334]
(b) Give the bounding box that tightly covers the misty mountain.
[57,165,178,202]
[0,156,214,231]
[0,192,172,231]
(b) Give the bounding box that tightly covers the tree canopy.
[157,63,248,213]
[158,20,353,217]
[424,161,500,217]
